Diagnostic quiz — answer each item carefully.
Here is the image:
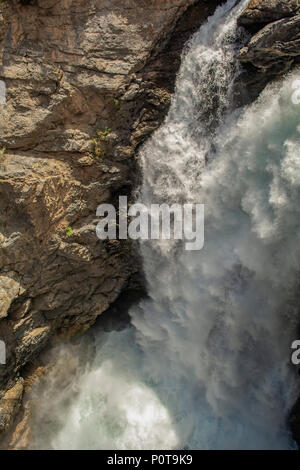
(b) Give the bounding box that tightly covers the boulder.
[238,0,300,25]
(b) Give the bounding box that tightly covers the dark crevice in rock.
[234,2,300,105]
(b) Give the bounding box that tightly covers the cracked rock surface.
[0,0,222,436]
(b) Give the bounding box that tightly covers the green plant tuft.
[65,225,74,237]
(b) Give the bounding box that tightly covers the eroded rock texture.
[238,0,300,25]
[0,0,222,435]
[236,0,300,102]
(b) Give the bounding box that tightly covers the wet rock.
[235,0,300,104]
[238,0,300,25]
[238,15,300,71]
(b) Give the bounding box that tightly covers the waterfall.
[32,0,300,450]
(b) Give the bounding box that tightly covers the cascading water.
[32,0,300,449]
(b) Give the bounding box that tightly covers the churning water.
[32,0,300,449]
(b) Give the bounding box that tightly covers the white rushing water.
[33,0,300,449]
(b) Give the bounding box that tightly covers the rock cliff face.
[236,0,300,102]
[237,0,300,445]
[0,0,223,435]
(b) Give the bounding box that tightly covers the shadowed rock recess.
[0,0,300,447]
[236,0,300,102]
